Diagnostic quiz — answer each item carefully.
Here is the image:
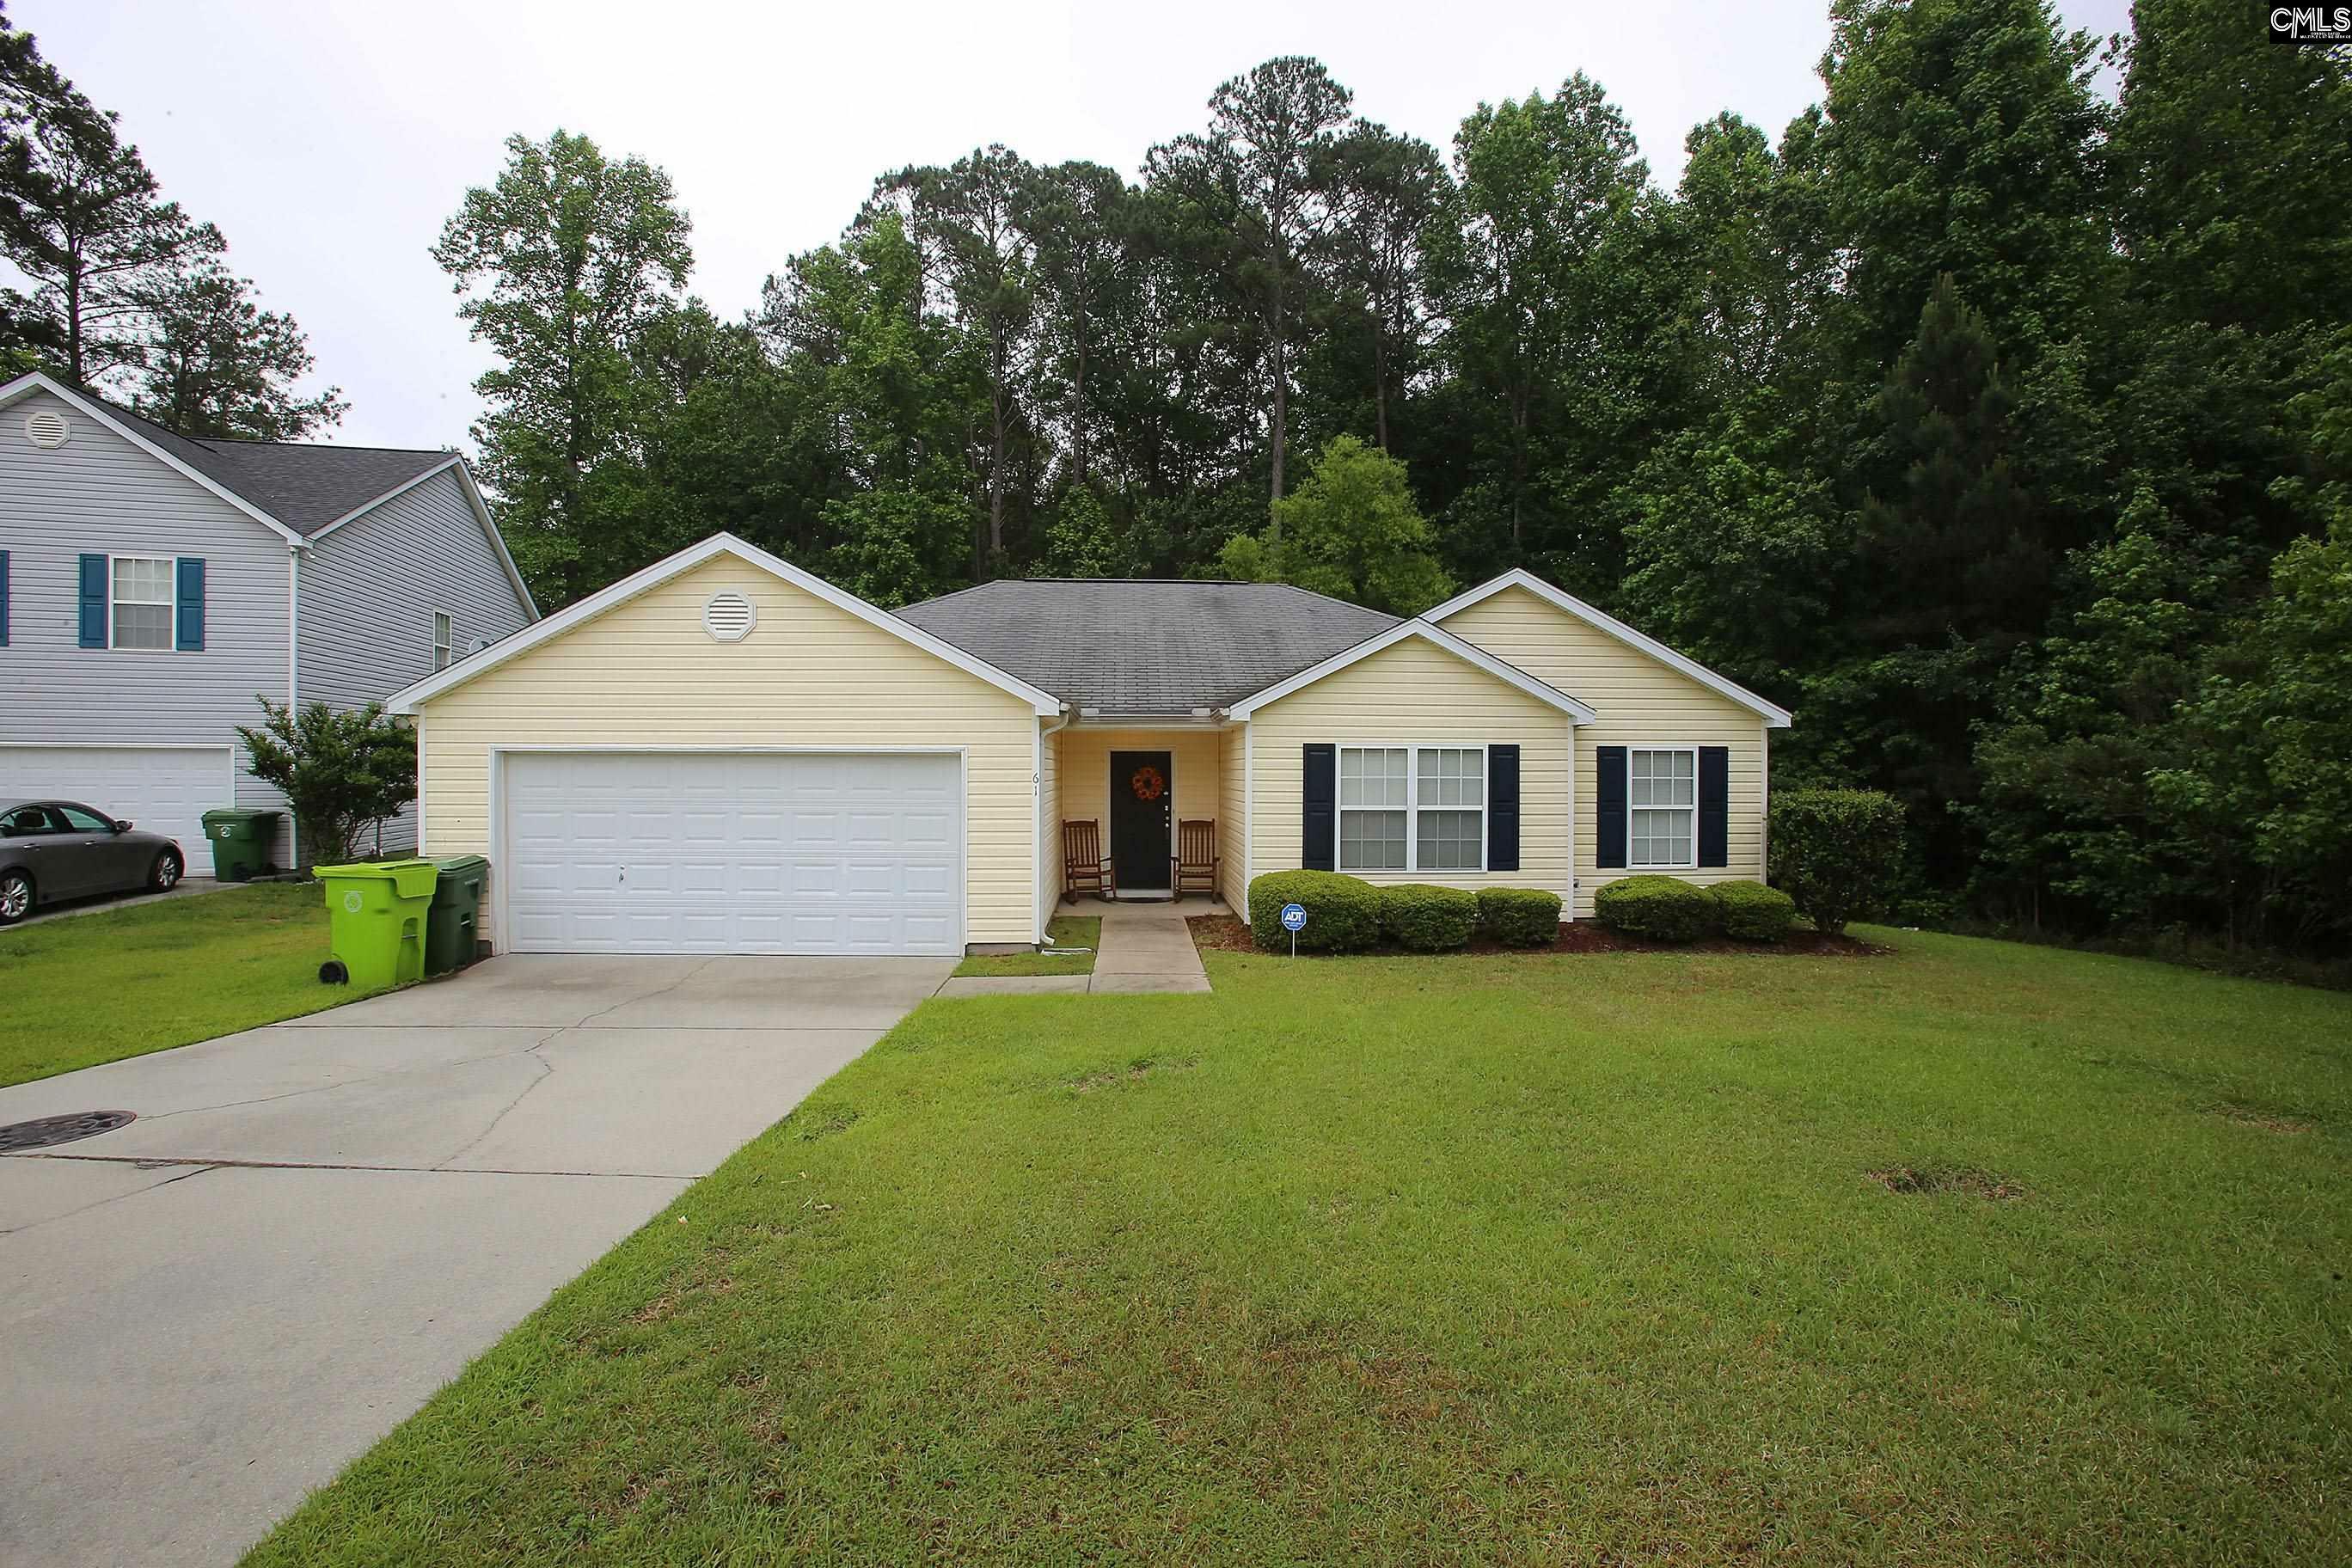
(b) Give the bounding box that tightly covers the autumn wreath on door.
[1129,763,1167,802]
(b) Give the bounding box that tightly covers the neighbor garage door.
[500,750,964,955]
[0,744,234,861]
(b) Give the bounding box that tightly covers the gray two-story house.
[0,371,538,864]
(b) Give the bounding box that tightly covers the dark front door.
[1109,750,1173,890]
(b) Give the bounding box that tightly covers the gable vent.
[24,410,70,448]
[702,591,757,643]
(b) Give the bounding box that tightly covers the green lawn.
[0,883,359,1087]
[951,915,1101,977]
[248,931,2352,1565]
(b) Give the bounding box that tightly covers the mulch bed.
[1186,914,1886,959]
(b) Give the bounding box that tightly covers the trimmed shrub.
[1246,870,1383,952]
[1710,879,1798,942]
[1476,886,1563,947]
[1767,788,1906,936]
[1378,884,1479,951]
[1595,874,1715,943]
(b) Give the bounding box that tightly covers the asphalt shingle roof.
[88,392,456,536]
[895,578,1400,714]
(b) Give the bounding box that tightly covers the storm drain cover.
[0,1110,137,1153]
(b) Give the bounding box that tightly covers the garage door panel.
[0,746,231,860]
[501,751,965,956]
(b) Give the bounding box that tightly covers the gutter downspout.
[1036,704,1074,942]
[284,545,303,865]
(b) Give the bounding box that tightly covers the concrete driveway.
[0,952,952,1568]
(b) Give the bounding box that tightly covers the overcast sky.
[16,0,2135,451]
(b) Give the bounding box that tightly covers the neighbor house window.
[110,555,174,650]
[1338,744,1485,873]
[432,611,453,671]
[1629,747,1697,868]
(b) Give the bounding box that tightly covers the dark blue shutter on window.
[175,557,205,651]
[1487,744,1520,871]
[1596,745,1628,869]
[1302,744,1336,871]
[78,554,107,647]
[1698,746,1730,868]
[0,550,9,646]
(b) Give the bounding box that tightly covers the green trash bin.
[198,808,282,882]
[315,859,438,989]
[425,854,488,977]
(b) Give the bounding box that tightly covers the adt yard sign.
[1280,901,1307,957]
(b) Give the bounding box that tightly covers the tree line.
[0,4,341,438]
[440,0,2349,955]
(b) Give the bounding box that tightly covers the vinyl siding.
[1246,636,1574,898]
[413,555,1038,949]
[1051,726,1219,891]
[297,466,533,852]
[1442,584,1767,917]
[1218,723,1246,908]
[0,389,294,823]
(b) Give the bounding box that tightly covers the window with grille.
[111,556,174,650]
[1629,748,1697,868]
[1337,744,1485,873]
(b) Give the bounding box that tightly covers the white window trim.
[1334,742,1490,875]
[432,609,454,672]
[108,553,176,652]
[1626,744,1700,871]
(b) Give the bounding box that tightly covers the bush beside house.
[1768,788,1907,935]
[1595,875,1718,942]
[1378,884,1479,950]
[1709,879,1798,941]
[1477,887,1562,946]
[1247,871,1384,952]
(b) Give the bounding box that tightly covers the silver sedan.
[0,800,185,924]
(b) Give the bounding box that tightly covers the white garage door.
[0,745,234,859]
[501,750,965,955]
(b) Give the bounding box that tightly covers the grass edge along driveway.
[245,928,2352,1565]
[0,883,357,1088]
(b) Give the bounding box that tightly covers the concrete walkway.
[0,952,952,1568]
[1087,897,1214,993]
[935,897,1216,998]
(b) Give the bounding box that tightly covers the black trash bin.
[424,854,488,976]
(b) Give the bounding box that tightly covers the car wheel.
[150,850,182,891]
[0,869,31,925]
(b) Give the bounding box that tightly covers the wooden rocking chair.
[1172,819,1218,902]
[1062,819,1116,902]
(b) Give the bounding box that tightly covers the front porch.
[1049,722,1240,907]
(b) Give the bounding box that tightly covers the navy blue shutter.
[0,549,9,646]
[1698,746,1730,868]
[1596,745,1628,869]
[78,554,107,647]
[175,557,205,651]
[1302,744,1336,871]
[1487,744,1520,871]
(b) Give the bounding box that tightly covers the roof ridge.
[197,435,453,457]
[66,381,449,459]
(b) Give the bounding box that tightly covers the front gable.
[393,534,1059,719]
[0,374,302,546]
[1430,572,1792,729]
